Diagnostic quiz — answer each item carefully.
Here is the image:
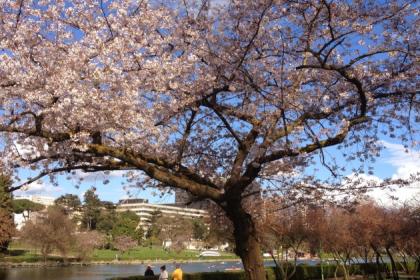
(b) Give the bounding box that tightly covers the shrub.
[108,262,400,280]
[110,268,277,280]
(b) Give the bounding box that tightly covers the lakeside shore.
[0,258,245,268]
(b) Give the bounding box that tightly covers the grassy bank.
[92,247,237,261]
[0,244,237,263]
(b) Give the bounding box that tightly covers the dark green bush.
[110,268,276,280]
[265,267,278,280]
[291,264,344,280]
[110,276,158,280]
[184,271,246,280]
[359,262,387,275]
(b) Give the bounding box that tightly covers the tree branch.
[262,116,369,163]
[100,0,114,41]
[176,109,197,165]
[210,106,243,146]
[84,144,223,200]
[8,164,132,192]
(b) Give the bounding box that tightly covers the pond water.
[0,260,318,280]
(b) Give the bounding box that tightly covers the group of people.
[144,264,183,280]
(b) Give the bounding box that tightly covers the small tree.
[97,208,117,234]
[398,201,420,276]
[351,202,378,265]
[324,208,353,280]
[145,211,163,247]
[369,207,402,280]
[307,206,329,280]
[74,231,106,261]
[113,235,137,259]
[151,215,194,252]
[192,218,208,241]
[112,210,143,245]
[81,188,101,230]
[20,206,76,262]
[0,208,15,253]
[262,204,310,280]
[54,194,81,212]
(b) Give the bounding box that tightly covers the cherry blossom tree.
[0,1,418,278]
[113,235,137,257]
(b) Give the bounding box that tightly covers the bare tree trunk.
[225,202,266,280]
[400,252,410,275]
[386,247,399,280]
[372,245,384,280]
[342,263,349,280]
[333,261,339,280]
[319,243,325,280]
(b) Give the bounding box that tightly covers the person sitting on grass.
[172,264,183,280]
[144,265,155,277]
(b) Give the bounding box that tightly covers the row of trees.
[19,198,225,260]
[0,176,226,260]
[0,177,144,260]
[55,188,229,252]
[20,206,110,262]
[145,210,226,252]
[261,200,420,280]
[53,189,145,245]
[19,204,145,261]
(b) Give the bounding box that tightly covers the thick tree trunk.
[225,202,266,280]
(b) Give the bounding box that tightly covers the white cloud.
[366,141,420,205]
[72,170,129,182]
[381,141,420,180]
[14,180,62,196]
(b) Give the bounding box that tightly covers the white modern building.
[116,198,209,227]
[14,195,55,206]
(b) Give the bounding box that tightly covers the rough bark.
[225,200,266,280]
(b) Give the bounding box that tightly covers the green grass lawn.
[0,249,67,263]
[0,243,237,263]
[92,247,236,261]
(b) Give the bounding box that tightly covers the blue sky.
[13,137,420,205]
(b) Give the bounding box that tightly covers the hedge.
[110,268,276,280]
[109,262,399,280]
[290,263,388,280]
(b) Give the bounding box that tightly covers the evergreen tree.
[0,174,14,252]
[112,211,143,245]
[54,194,81,212]
[12,199,44,220]
[81,188,101,230]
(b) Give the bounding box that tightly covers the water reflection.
[0,260,318,280]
